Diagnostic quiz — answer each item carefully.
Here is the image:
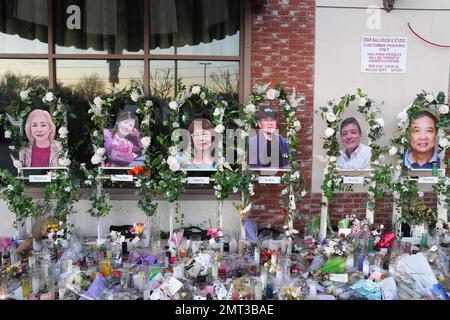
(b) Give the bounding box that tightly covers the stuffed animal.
[16,215,58,253]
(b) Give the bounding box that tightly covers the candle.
[254,282,262,300]
[211,262,219,280]
[254,247,260,267]
[309,283,317,299]
[357,254,364,272]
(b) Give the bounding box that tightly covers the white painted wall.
[0,199,241,238]
[312,0,450,192]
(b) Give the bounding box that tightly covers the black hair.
[340,117,362,134]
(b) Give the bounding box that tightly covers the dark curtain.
[54,0,144,53]
[150,0,240,50]
[0,0,48,45]
[0,0,240,52]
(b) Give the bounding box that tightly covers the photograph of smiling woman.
[103,111,144,167]
[336,117,372,170]
[19,109,63,168]
[178,118,218,170]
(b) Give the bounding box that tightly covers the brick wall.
[248,0,440,234]
[249,0,315,230]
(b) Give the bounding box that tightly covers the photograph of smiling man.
[103,111,144,167]
[336,117,371,170]
[403,110,441,169]
[19,109,63,168]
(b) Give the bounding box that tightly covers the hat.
[256,107,278,121]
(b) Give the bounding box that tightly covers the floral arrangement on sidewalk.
[46,220,69,247]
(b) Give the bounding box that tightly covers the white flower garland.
[318,89,390,230]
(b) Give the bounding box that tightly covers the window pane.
[0,0,48,53]
[54,0,144,54]
[56,60,144,93]
[56,60,144,174]
[150,60,239,100]
[0,59,48,104]
[150,0,240,56]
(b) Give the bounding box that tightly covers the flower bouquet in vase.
[46,221,69,259]
[130,223,146,249]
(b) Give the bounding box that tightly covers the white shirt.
[336,143,371,170]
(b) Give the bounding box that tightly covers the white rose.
[329,156,336,163]
[141,136,151,148]
[4,130,11,139]
[45,92,54,102]
[64,187,72,193]
[58,158,71,166]
[266,89,280,100]
[58,127,69,137]
[93,97,103,108]
[425,93,435,103]
[13,160,22,169]
[326,112,336,123]
[146,100,153,107]
[213,108,222,116]
[396,111,408,123]
[418,191,424,198]
[130,90,140,102]
[20,90,29,101]
[439,137,449,148]
[214,124,225,133]
[301,190,307,197]
[438,129,446,138]
[8,145,15,150]
[203,100,208,105]
[359,97,367,106]
[438,104,449,114]
[293,120,301,130]
[84,180,92,186]
[96,148,105,156]
[243,103,256,114]
[172,121,180,128]
[191,85,201,95]
[169,162,180,172]
[166,155,178,166]
[168,101,178,110]
[389,146,398,156]
[375,118,385,127]
[233,119,244,127]
[91,154,102,165]
[325,127,335,138]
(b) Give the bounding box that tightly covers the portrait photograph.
[103,111,145,168]
[18,109,65,169]
[336,115,372,171]
[248,107,289,170]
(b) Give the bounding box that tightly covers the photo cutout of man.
[403,110,441,169]
[248,107,288,169]
[336,117,371,170]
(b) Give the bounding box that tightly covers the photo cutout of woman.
[180,118,217,170]
[103,111,144,167]
[19,109,63,168]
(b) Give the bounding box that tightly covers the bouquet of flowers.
[46,221,68,247]
[1,264,26,279]
[130,223,146,246]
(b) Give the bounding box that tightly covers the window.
[0,0,244,178]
